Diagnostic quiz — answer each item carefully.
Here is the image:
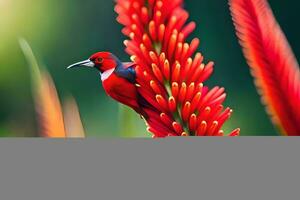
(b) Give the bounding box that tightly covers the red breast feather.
[102,72,141,113]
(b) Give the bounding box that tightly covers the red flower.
[230,0,300,135]
[115,0,240,137]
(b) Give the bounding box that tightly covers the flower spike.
[116,0,239,137]
[230,0,300,135]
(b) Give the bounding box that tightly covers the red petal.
[156,95,168,111]
[171,82,179,99]
[181,101,191,122]
[172,122,183,134]
[163,59,170,80]
[189,114,197,132]
[196,121,207,136]
[171,62,181,83]
[168,96,177,113]
[152,63,164,83]
[178,82,187,103]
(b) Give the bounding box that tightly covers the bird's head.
[68,52,120,73]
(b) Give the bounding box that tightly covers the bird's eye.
[97,58,103,63]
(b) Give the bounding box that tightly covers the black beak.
[67,59,95,69]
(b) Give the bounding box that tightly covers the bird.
[68,52,149,117]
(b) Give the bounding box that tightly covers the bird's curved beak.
[67,59,95,69]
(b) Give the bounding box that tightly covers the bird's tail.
[135,92,159,120]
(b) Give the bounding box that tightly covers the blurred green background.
[0,0,299,136]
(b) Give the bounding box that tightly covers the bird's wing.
[122,62,136,69]
[115,62,136,83]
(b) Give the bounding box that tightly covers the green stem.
[164,81,190,135]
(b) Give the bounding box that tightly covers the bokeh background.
[0,0,299,137]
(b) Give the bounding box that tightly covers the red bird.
[68,52,148,116]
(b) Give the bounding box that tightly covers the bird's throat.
[101,68,115,81]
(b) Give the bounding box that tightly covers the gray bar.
[0,138,299,200]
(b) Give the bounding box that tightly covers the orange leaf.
[37,72,66,137]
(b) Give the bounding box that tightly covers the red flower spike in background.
[115,0,240,137]
[230,0,300,135]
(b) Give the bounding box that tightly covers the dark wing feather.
[115,62,136,83]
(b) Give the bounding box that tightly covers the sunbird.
[68,52,149,117]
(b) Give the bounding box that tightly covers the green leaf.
[19,38,42,90]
